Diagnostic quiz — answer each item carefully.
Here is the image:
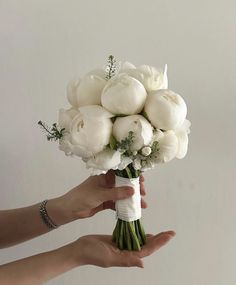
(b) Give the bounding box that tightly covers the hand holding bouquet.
[39,56,190,251]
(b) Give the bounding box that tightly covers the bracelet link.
[39,200,58,229]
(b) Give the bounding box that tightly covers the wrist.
[52,242,85,270]
[66,240,87,266]
[46,197,74,226]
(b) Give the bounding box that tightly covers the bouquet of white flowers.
[39,56,191,251]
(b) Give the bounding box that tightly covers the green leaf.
[109,135,118,150]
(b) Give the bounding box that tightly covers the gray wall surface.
[0,0,235,284]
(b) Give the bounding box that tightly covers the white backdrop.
[0,1,236,284]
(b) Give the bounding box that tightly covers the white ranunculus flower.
[101,73,147,115]
[113,115,153,151]
[67,69,107,108]
[144,89,187,130]
[175,119,191,159]
[59,105,113,158]
[86,149,121,175]
[152,130,178,163]
[124,64,168,92]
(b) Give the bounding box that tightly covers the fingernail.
[165,230,176,237]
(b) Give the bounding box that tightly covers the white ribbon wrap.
[115,176,141,222]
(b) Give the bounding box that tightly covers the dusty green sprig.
[151,141,159,154]
[105,55,118,80]
[117,131,134,153]
[38,121,65,141]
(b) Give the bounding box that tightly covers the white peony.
[113,115,153,151]
[144,89,187,130]
[59,105,113,158]
[123,64,168,92]
[101,73,147,115]
[175,119,191,159]
[67,69,107,108]
[152,130,178,163]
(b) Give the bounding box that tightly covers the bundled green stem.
[112,219,146,251]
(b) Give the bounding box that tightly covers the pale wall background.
[0,1,235,284]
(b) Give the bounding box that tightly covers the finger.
[98,170,115,188]
[140,175,145,182]
[146,234,154,238]
[103,186,134,202]
[104,170,115,186]
[102,201,115,211]
[145,230,174,241]
[141,198,148,209]
[135,231,176,258]
[140,181,146,196]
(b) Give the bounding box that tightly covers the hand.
[71,231,176,268]
[48,171,147,225]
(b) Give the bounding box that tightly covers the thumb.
[105,186,134,201]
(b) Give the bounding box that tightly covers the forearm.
[0,197,72,248]
[0,243,81,285]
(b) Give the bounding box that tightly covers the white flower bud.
[101,73,147,115]
[145,89,187,130]
[133,158,142,170]
[141,146,152,156]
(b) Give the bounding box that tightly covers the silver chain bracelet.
[39,200,59,229]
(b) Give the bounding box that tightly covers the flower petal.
[86,149,121,174]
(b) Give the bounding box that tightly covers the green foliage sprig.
[117,131,134,155]
[38,121,65,141]
[105,55,118,80]
[150,141,159,154]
